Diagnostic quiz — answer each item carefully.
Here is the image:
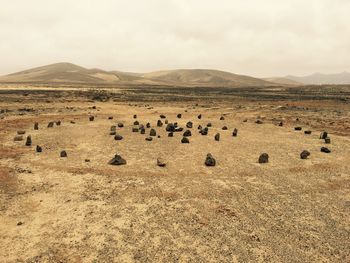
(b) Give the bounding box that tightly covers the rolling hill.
[285,72,350,85]
[0,62,275,87]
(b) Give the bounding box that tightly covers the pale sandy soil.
[0,87,349,262]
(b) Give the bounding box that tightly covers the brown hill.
[264,77,302,86]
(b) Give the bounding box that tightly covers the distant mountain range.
[285,72,350,85]
[0,62,274,88]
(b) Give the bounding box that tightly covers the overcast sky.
[0,0,349,77]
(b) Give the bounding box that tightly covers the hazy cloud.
[0,0,349,77]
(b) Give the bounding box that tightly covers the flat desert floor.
[0,85,349,262]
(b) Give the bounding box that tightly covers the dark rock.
[114,134,123,140]
[60,151,67,158]
[166,123,175,132]
[300,150,310,159]
[168,132,174,137]
[36,145,42,153]
[48,122,54,128]
[183,130,192,137]
[255,120,263,124]
[186,122,193,128]
[215,133,220,141]
[243,119,248,122]
[200,127,208,135]
[70,121,76,124]
[304,130,312,135]
[85,159,90,162]
[132,127,139,132]
[110,125,116,132]
[118,123,124,128]
[325,137,331,144]
[145,137,153,141]
[279,121,283,127]
[232,128,238,137]
[150,129,157,136]
[220,116,225,120]
[198,114,202,119]
[34,123,39,130]
[207,123,212,127]
[222,126,228,130]
[17,130,26,135]
[89,116,94,121]
[165,120,168,124]
[108,154,127,165]
[110,131,117,136]
[134,121,139,125]
[56,121,61,126]
[157,120,163,127]
[157,158,166,167]
[146,122,151,128]
[25,136,32,146]
[177,114,182,118]
[108,116,113,120]
[174,127,183,132]
[160,114,166,119]
[198,125,202,130]
[258,153,269,164]
[294,127,302,131]
[321,147,331,153]
[140,127,146,134]
[205,153,216,166]
[181,137,190,143]
[320,131,328,139]
[14,135,23,141]
[133,115,137,119]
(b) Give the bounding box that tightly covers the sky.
[0,0,349,77]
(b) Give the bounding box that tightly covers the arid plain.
[0,83,350,262]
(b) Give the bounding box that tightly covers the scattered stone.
[36,145,42,153]
[325,137,331,144]
[321,147,331,153]
[205,153,216,166]
[304,130,312,135]
[243,119,248,122]
[181,137,190,143]
[255,120,263,124]
[174,127,184,132]
[168,132,174,137]
[150,129,157,136]
[220,116,225,120]
[215,133,220,141]
[157,120,163,127]
[110,131,116,136]
[14,135,23,141]
[56,121,61,126]
[146,123,151,128]
[258,153,269,164]
[157,158,166,167]
[34,123,39,130]
[186,122,193,128]
[177,114,182,118]
[198,125,202,130]
[183,130,192,137]
[108,116,113,120]
[132,127,139,132]
[17,222,24,226]
[145,137,153,141]
[134,121,139,125]
[198,114,202,119]
[110,125,116,131]
[85,159,90,162]
[279,121,283,127]
[160,114,166,119]
[222,126,228,130]
[114,134,123,140]
[320,131,328,139]
[108,154,127,165]
[92,106,96,109]
[200,127,208,135]
[48,122,54,128]
[70,121,76,124]
[25,136,32,146]
[140,127,146,134]
[207,123,212,127]
[17,130,26,135]
[166,123,175,132]
[133,115,137,119]
[60,151,67,158]
[300,150,310,159]
[232,128,238,137]
[89,116,94,121]
[165,120,168,124]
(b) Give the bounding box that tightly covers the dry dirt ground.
[0,85,349,262]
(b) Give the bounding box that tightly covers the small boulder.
[140,127,146,134]
[255,120,263,124]
[198,114,202,119]
[321,147,331,153]
[110,126,116,132]
[134,121,139,125]
[183,130,192,137]
[278,121,283,127]
[320,131,328,139]
[222,126,228,130]
[48,122,54,128]
[174,127,184,132]
[157,120,163,127]
[150,129,157,136]
[215,133,220,141]
[207,123,212,127]
[108,116,113,120]
[110,131,117,136]
[300,150,310,159]
[168,132,174,137]
[200,127,208,135]
[157,158,166,167]
[36,145,42,153]
[304,130,312,135]
[220,116,225,120]
[133,115,137,119]
[108,154,127,165]
[89,116,94,121]
[14,135,23,141]
[166,123,175,132]
[25,136,32,146]
[60,151,67,158]
[114,134,123,140]
[146,122,151,128]
[205,153,216,166]
[186,122,193,128]
[145,137,153,141]
[34,123,39,130]
[198,125,202,130]
[132,127,139,132]
[177,114,182,118]
[160,114,166,119]
[56,121,61,126]
[181,137,190,143]
[118,123,124,128]
[258,153,269,164]
[325,137,331,144]
[294,127,302,131]
[17,130,26,135]
[232,128,238,137]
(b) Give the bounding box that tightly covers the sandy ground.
[0,87,349,262]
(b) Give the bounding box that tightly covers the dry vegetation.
[0,83,349,262]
